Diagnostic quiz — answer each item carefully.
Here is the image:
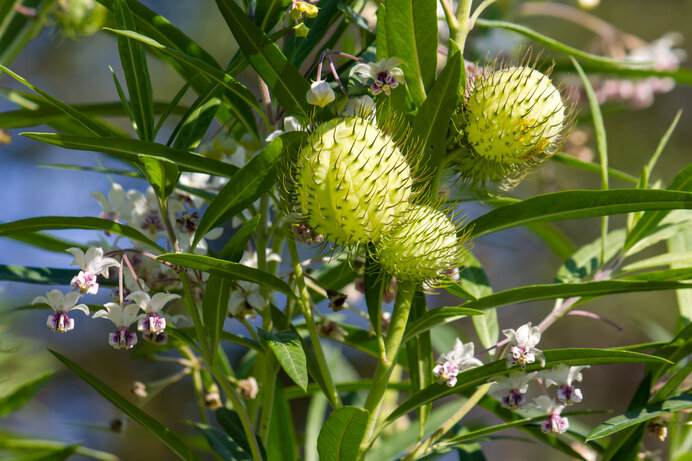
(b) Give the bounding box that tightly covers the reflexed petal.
[149,292,181,312]
[66,247,87,269]
[125,290,151,310]
[350,62,373,78]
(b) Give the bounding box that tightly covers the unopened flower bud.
[306,80,335,107]
[204,390,223,410]
[293,22,309,38]
[131,381,148,399]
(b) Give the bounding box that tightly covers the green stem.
[358,281,416,459]
[454,0,474,52]
[405,383,492,460]
[258,354,277,441]
[287,235,342,410]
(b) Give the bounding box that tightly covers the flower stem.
[454,0,474,51]
[358,281,416,459]
[286,234,342,410]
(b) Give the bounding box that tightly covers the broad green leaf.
[49,350,201,461]
[475,19,647,71]
[3,231,86,254]
[412,52,461,181]
[258,329,308,391]
[203,275,231,364]
[467,189,692,238]
[114,0,154,141]
[402,307,484,343]
[216,408,267,460]
[625,162,692,251]
[219,215,261,262]
[385,348,669,425]
[157,253,297,299]
[317,407,369,461]
[553,153,638,184]
[0,265,107,287]
[0,372,53,418]
[194,423,251,461]
[0,65,115,137]
[21,132,238,178]
[214,0,311,117]
[460,279,692,312]
[194,133,301,248]
[459,252,498,352]
[104,28,262,135]
[587,394,692,441]
[383,0,437,106]
[0,217,164,252]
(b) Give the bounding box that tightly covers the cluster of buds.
[289,0,319,38]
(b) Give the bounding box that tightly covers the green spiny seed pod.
[451,65,568,189]
[375,204,467,283]
[295,117,412,247]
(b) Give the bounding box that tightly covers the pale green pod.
[296,117,412,246]
[375,204,466,283]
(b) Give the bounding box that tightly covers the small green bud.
[293,22,310,38]
[295,117,412,247]
[375,204,467,283]
[53,0,107,38]
[451,65,568,189]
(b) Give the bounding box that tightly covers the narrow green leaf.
[402,306,484,343]
[459,253,498,352]
[406,290,433,431]
[646,109,682,176]
[467,189,692,238]
[587,394,692,441]
[214,0,311,117]
[104,28,263,134]
[219,215,261,262]
[0,265,102,286]
[21,132,238,178]
[668,221,692,323]
[625,162,692,251]
[0,65,115,137]
[460,279,692,312]
[475,19,648,71]
[385,348,669,425]
[653,358,692,402]
[0,217,164,252]
[194,423,251,461]
[157,253,297,299]
[216,408,267,460]
[443,282,479,301]
[3,231,86,254]
[194,133,301,248]
[266,384,299,461]
[171,96,220,151]
[203,275,231,364]
[48,350,201,461]
[12,446,79,461]
[255,0,292,32]
[317,407,369,461]
[555,229,626,284]
[154,81,191,137]
[383,0,437,106]
[0,372,53,418]
[412,52,461,179]
[114,0,155,140]
[137,155,180,202]
[553,153,639,184]
[258,329,308,391]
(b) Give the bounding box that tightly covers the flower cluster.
[289,0,318,37]
[433,338,483,387]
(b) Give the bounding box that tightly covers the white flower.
[541,364,589,405]
[266,116,305,143]
[489,370,537,410]
[32,289,90,333]
[340,95,376,118]
[503,322,545,369]
[306,80,335,107]
[533,395,569,434]
[228,249,282,318]
[91,183,134,222]
[432,339,483,387]
[66,247,120,295]
[126,290,180,335]
[93,302,141,349]
[350,58,404,96]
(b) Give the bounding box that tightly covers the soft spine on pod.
[294,117,413,247]
[375,204,468,283]
[450,65,568,189]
